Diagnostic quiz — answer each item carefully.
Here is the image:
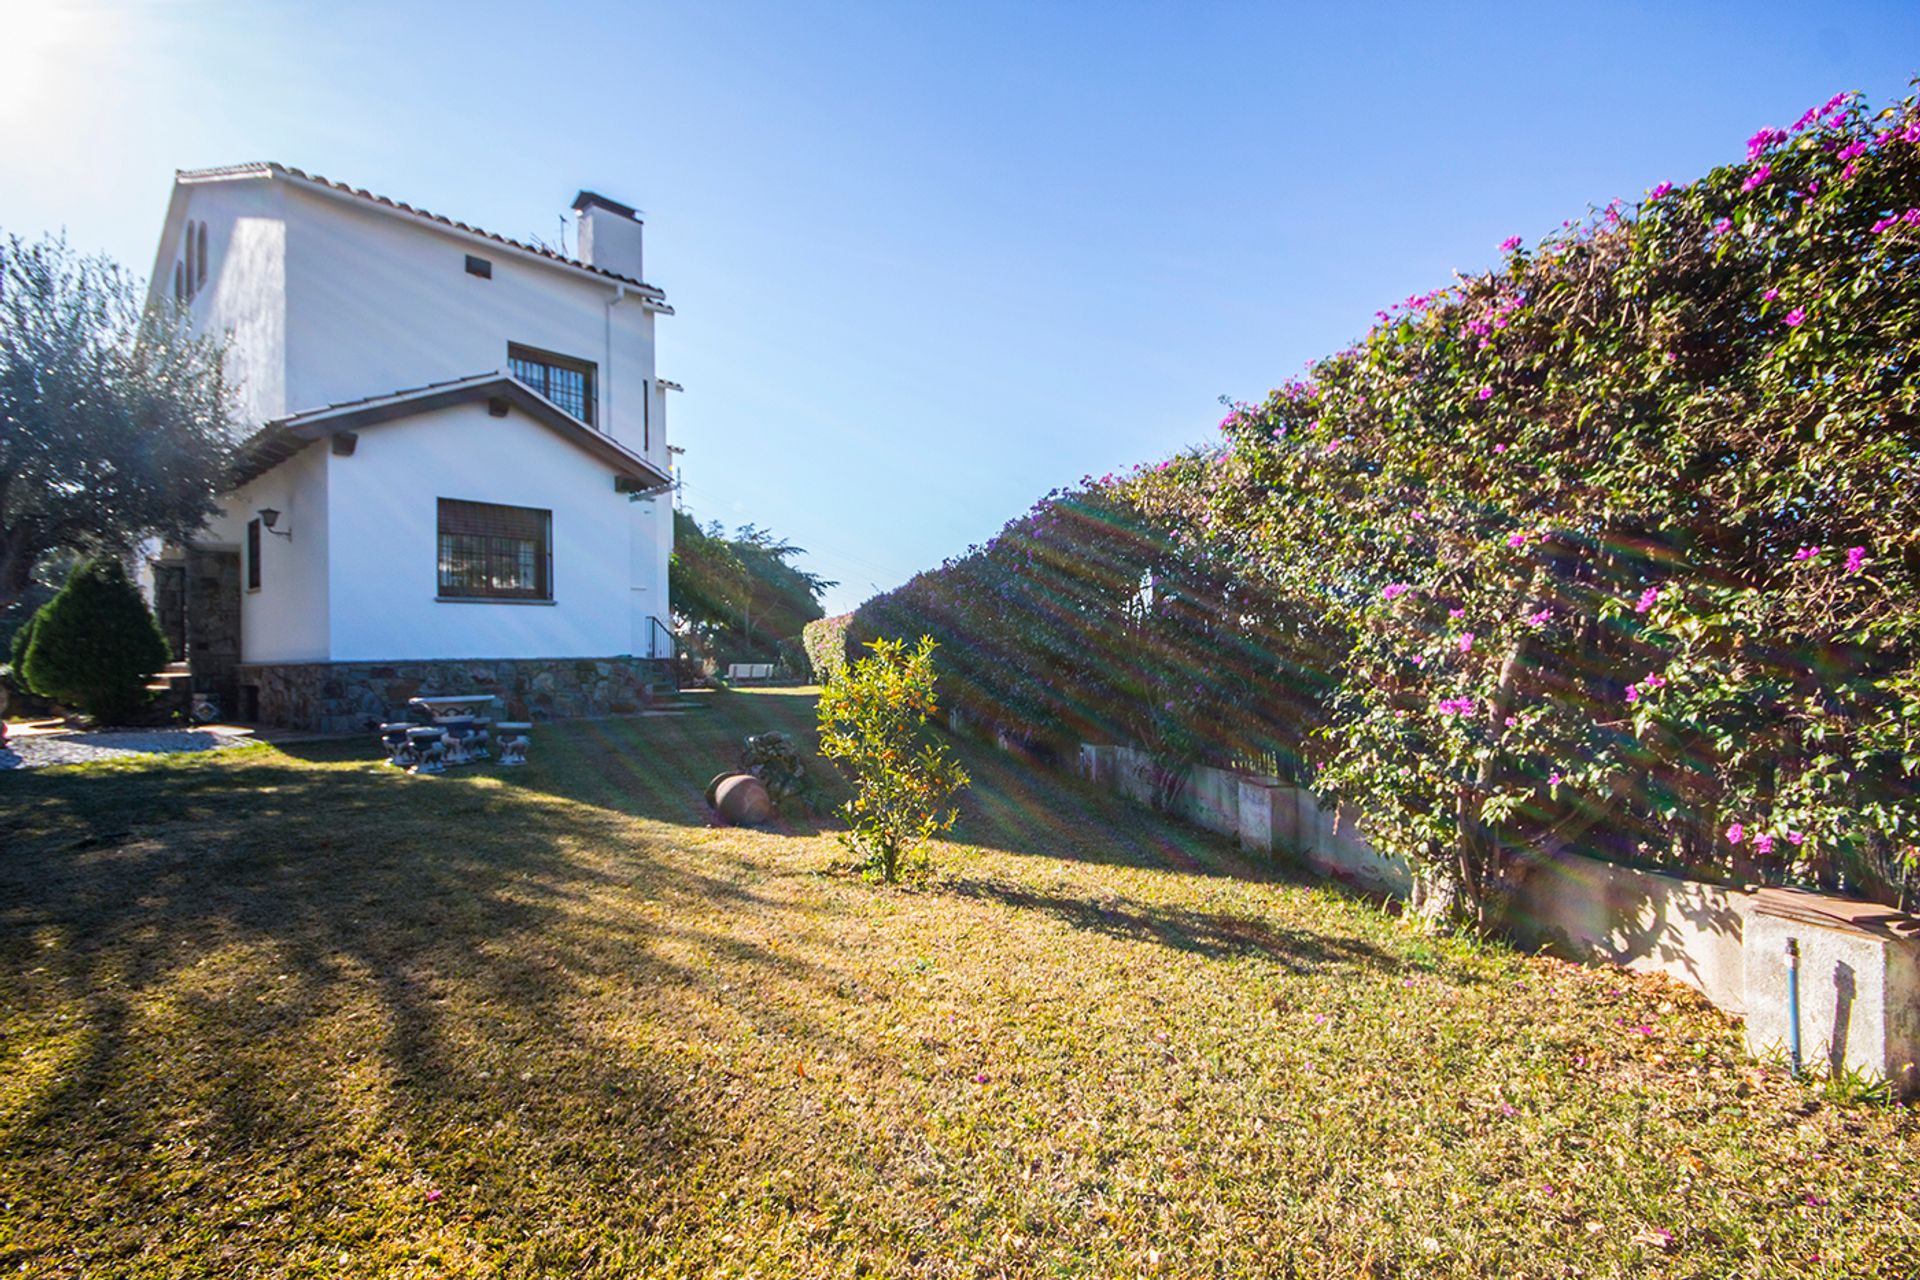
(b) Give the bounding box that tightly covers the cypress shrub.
[19,557,171,724]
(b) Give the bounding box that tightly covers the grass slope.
[1,688,1916,1278]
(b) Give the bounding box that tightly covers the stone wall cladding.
[240,656,673,734]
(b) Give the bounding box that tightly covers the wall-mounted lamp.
[258,508,293,539]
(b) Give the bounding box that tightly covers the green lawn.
[2,687,1916,1277]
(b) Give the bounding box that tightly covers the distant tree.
[0,231,236,607]
[669,509,833,665]
[18,555,171,723]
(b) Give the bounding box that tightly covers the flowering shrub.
[1134,85,1920,919]
[817,636,969,882]
[801,612,856,684]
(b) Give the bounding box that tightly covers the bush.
[801,613,856,685]
[18,556,171,723]
[816,636,969,882]
[850,485,1335,777]
[741,730,814,809]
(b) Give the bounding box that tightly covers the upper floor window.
[508,343,595,426]
[196,222,208,289]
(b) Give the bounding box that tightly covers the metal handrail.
[645,614,678,662]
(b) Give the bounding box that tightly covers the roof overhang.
[228,372,675,493]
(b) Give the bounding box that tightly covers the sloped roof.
[229,373,674,492]
[176,162,670,307]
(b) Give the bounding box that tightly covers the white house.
[143,164,680,730]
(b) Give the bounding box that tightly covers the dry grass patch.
[1,687,1916,1277]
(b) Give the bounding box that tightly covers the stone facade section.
[185,548,242,719]
[239,655,673,734]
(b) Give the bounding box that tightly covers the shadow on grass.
[940,875,1398,972]
[0,745,836,1263]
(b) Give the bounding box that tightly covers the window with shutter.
[437,499,552,601]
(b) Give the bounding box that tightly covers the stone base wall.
[239,655,674,734]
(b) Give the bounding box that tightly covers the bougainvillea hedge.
[851,85,1920,919]
[852,486,1337,779]
[1129,85,1920,917]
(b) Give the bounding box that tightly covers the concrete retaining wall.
[1068,738,1920,1095]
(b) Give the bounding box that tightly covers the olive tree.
[0,231,235,606]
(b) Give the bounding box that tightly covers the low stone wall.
[1072,739,1920,1095]
[240,655,672,734]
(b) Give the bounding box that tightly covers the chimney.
[571,190,644,282]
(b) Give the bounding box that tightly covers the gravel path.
[0,728,252,771]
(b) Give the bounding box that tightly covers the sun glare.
[0,0,119,126]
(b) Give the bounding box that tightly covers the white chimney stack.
[571,190,644,282]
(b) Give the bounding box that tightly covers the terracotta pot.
[710,772,773,825]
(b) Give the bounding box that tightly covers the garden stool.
[406,726,447,775]
[379,722,417,768]
[439,716,478,766]
[495,722,532,766]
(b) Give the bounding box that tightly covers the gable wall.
[156,179,291,428]
[280,185,664,467]
[324,400,668,662]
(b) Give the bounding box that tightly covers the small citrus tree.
[817,636,969,881]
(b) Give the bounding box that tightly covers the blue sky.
[4,1,1918,613]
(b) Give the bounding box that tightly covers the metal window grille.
[246,519,261,590]
[437,499,551,600]
[508,344,596,426]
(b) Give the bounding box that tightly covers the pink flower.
[1500,235,1523,253]
[1636,587,1660,613]
[1642,672,1667,690]
[1762,288,1779,302]
[1712,217,1734,235]
[1507,532,1529,549]
[1783,308,1807,327]
[1436,695,1475,716]
[1788,831,1806,846]
[1448,608,1465,620]
[1845,545,1866,573]
[1325,439,1341,454]
[1548,770,1562,786]
[1477,386,1493,401]
[1382,582,1411,601]
[425,1188,443,1203]
[1625,685,1639,704]
[1746,128,1786,161]
[1459,632,1475,653]
[1493,442,1508,454]
[1726,822,1744,845]
[1647,181,1673,202]
[1793,545,1820,561]
[1753,832,1775,856]
[972,1073,990,1084]
[1526,608,1551,627]
[1741,163,1772,193]
[1413,655,1426,667]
